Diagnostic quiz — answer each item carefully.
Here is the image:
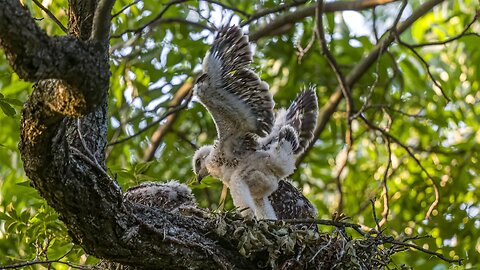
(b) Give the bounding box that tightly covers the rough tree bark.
[1,0,256,268]
[0,0,448,269]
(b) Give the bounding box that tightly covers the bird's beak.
[196,173,204,183]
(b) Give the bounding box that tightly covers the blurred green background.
[0,0,478,268]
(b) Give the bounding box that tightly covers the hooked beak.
[196,173,205,183]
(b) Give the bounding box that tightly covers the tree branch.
[90,0,117,44]
[143,81,193,161]
[296,0,446,165]
[31,0,68,33]
[0,0,109,114]
[249,0,400,41]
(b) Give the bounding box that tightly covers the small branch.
[359,115,440,219]
[370,198,382,233]
[315,0,354,146]
[108,84,193,147]
[0,248,86,270]
[202,0,250,18]
[384,239,463,264]
[379,137,392,227]
[31,0,68,33]
[111,17,214,39]
[249,0,400,41]
[296,0,446,166]
[91,0,117,43]
[112,0,188,38]
[410,11,479,48]
[273,218,368,236]
[112,0,140,18]
[395,36,451,102]
[143,81,193,161]
[240,0,308,26]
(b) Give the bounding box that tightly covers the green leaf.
[0,100,16,116]
[3,98,23,106]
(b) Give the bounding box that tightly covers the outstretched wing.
[260,87,318,154]
[284,86,318,154]
[194,26,275,141]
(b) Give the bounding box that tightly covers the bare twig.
[359,115,440,219]
[241,0,308,26]
[31,0,68,33]
[91,0,117,43]
[203,0,250,18]
[391,0,450,101]
[273,218,368,236]
[370,198,382,233]
[108,90,192,147]
[112,0,140,18]
[383,238,463,264]
[0,247,86,270]
[112,0,188,38]
[395,36,451,102]
[410,11,479,48]
[315,0,354,145]
[379,137,392,227]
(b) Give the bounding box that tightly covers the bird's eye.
[195,158,201,168]
[195,74,207,84]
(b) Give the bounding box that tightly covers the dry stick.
[360,115,440,219]
[31,0,68,33]
[143,81,193,161]
[296,0,446,166]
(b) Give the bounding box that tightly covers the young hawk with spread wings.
[192,26,318,220]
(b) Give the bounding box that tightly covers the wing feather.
[259,87,318,154]
[196,26,274,140]
[285,86,318,154]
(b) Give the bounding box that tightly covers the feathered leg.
[254,197,277,220]
[229,177,256,218]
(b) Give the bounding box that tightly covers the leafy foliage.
[0,0,479,268]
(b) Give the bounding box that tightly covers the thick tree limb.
[90,0,117,43]
[0,0,108,114]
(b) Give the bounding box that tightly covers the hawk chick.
[192,26,318,220]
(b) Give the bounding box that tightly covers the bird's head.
[192,145,213,182]
[193,71,209,97]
